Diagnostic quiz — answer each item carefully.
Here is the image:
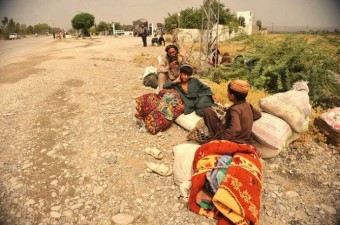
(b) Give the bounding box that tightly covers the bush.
[203,34,340,107]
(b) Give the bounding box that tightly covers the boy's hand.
[172,76,181,84]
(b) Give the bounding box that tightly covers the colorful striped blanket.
[188,140,262,225]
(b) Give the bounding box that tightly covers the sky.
[0,0,339,29]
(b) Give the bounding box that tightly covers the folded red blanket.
[188,140,262,225]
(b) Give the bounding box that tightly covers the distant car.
[65,32,72,39]
[9,33,21,40]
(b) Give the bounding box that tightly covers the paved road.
[0,36,55,67]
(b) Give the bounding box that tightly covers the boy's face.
[180,72,191,82]
[227,89,236,102]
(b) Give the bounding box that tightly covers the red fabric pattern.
[135,89,184,134]
[188,140,262,225]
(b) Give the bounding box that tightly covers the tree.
[33,23,49,34]
[71,13,95,36]
[0,16,9,38]
[163,2,238,32]
[27,25,34,34]
[1,16,8,31]
[121,24,133,31]
[256,20,262,30]
[96,21,110,32]
[6,18,16,33]
[238,16,246,27]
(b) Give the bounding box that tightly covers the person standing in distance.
[139,24,148,47]
[172,24,178,45]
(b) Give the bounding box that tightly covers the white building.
[236,11,258,35]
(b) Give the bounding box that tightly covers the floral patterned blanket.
[135,89,184,134]
[188,140,262,225]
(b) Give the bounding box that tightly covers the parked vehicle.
[9,33,21,40]
[65,32,72,39]
[133,18,148,37]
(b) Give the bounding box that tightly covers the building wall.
[236,11,254,35]
[177,25,230,43]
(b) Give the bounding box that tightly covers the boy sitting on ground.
[203,79,261,144]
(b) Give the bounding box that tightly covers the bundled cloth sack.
[188,141,262,225]
[252,112,300,158]
[173,143,201,200]
[135,89,184,134]
[142,66,158,89]
[175,112,202,131]
[259,81,311,133]
[314,107,340,146]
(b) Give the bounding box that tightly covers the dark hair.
[165,45,178,54]
[180,65,193,76]
[228,83,248,101]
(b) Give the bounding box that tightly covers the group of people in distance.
[151,32,165,46]
[155,44,262,145]
[139,24,178,47]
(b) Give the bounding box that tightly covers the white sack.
[259,81,311,133]
[173,143,201,198]
[175,112,202,131]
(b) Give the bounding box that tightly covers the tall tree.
[256,20,262,30]
[163,2,238,32]
[96,21,110,32]
[1,16,8,29]
[6,18,16,33]
[27,25,34,34]
[71,13,95,36]
[238,16,246,27]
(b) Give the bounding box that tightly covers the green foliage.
[238,17,245,27]
[179,8,201,29]
[33,23,49,34]
[204,34,340,106]
[71,13,95,34]
[121,24,133,31]
[163,2,238,31]
[256,20,262,30]
[96,21,110,32]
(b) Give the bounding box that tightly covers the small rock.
[50,211,61,218]
[63,210,73,217]
[285,191,299,198]
[321,204,336,215]
[24,199,35,206]
[93,186,103,195]
[111,213,134,225]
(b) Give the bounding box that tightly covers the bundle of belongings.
[173,143,201,200]
[142,66,158,89]
[135,89,184,134]
[314,107,340,146]
[188,140,262,225]
[251,80,312,158]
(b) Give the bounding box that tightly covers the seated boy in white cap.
[203,79,261,144]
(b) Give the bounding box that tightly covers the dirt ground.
[0,36,339,225]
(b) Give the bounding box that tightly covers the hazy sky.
[0,0,339,29]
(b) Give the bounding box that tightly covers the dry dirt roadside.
[0,36,339,225]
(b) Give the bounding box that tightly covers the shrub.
[204,34,340,107]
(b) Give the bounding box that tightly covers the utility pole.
[199,0,220,69]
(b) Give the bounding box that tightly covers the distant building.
[148,23,164,36]
[236,11,258,35]
[132,18,148,36]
